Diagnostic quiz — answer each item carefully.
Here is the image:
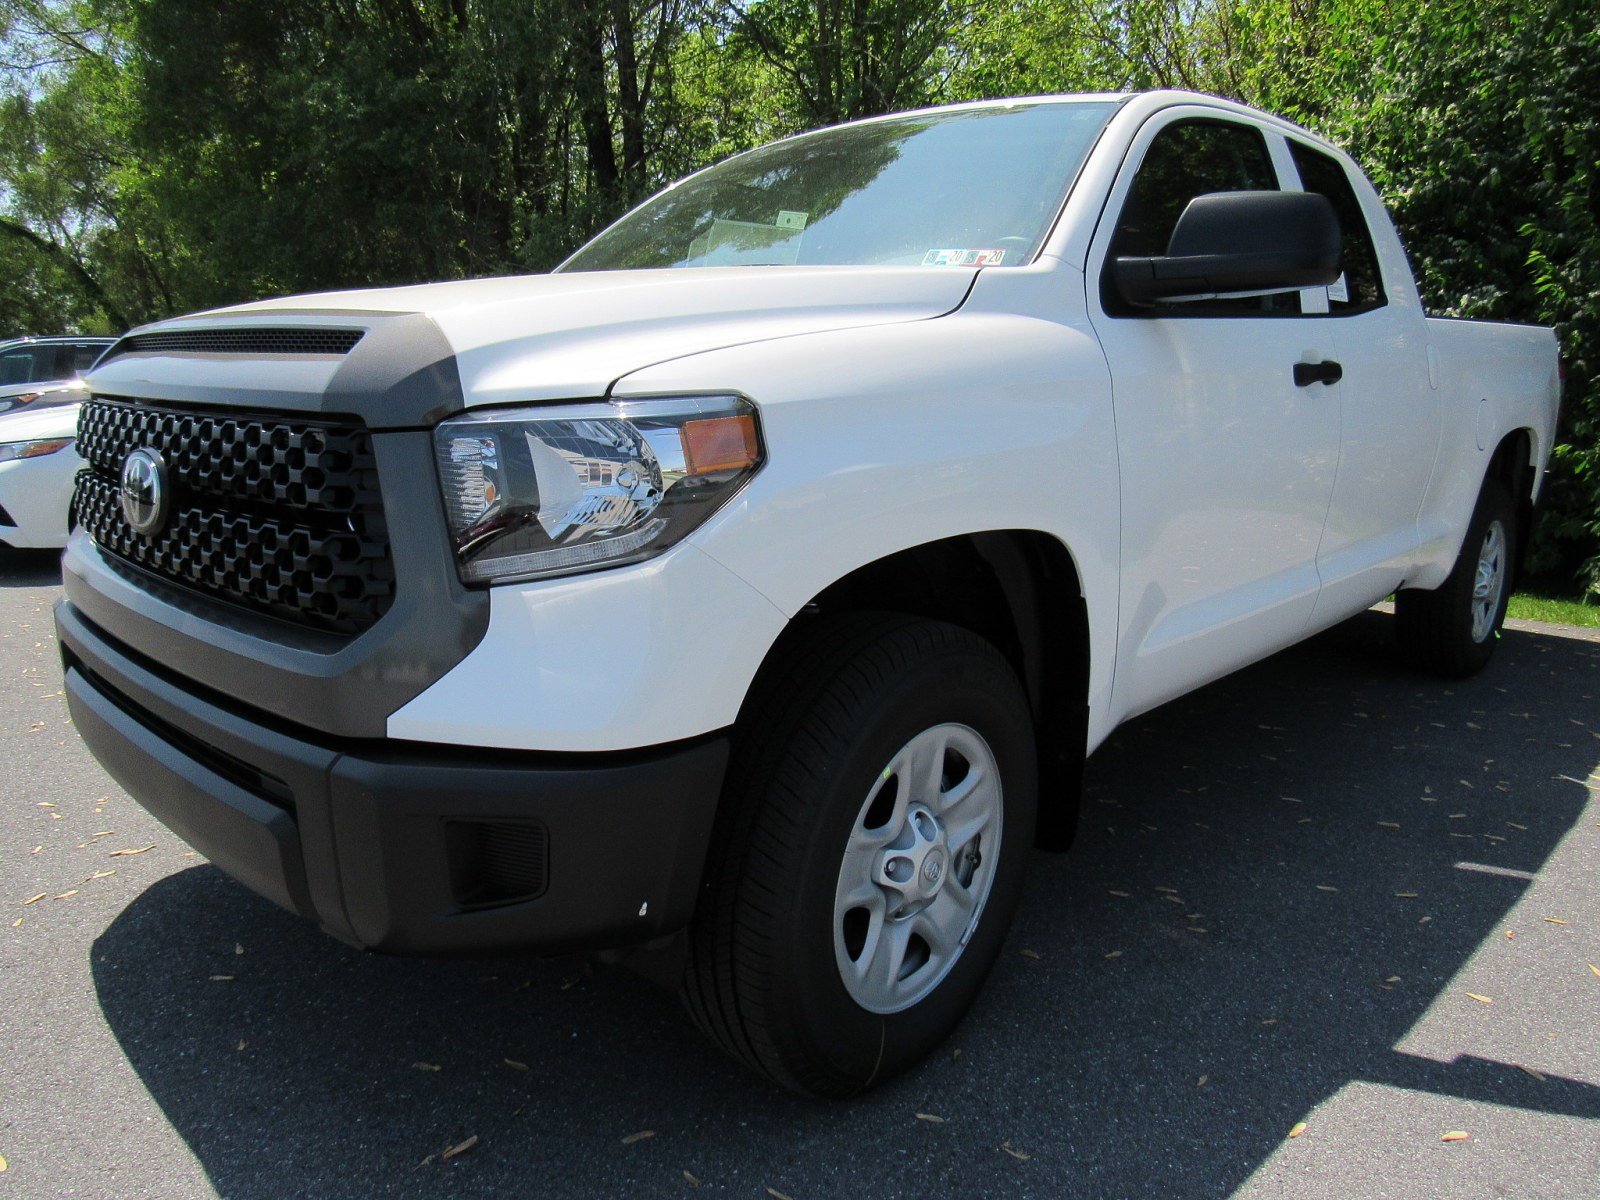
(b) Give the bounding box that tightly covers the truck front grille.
[73,397,394,634]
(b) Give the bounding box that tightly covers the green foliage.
[1280,0,1600,590]
[0,0,1596,587]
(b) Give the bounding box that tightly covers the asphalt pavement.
[2,546,1597,1199]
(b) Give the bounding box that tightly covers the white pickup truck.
[57,91,1560,1097]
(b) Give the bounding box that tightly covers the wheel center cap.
[920,850,946,893]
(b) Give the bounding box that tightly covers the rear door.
[1284,139,1440,622]
[1087,108,1342,720]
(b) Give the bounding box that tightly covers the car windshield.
[560,101,1118,273]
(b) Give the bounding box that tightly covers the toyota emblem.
[120,448,170,536]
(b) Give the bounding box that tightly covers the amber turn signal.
[682,414,760,475]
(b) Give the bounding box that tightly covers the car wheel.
[681,613,1037,1097]
[1395,478,1517,677]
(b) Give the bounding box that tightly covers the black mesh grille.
[446,821,550,905]
[74,397,393,634]
[104,328,364,360]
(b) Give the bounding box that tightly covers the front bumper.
[57,599,728,955]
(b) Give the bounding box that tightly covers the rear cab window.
[1287,141,1386,315]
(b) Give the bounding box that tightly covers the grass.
[1507,593,1600,627]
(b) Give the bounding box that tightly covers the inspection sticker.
[922,248,1006,267]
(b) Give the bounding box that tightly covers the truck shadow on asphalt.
[90,612,1600,1199]
[0,548,63,588]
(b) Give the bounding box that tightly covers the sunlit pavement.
[3,546,1597,1199]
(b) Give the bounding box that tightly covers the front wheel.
[681,614,1037,1097]
[1395,478,1517,677]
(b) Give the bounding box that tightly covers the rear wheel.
[1395,479,1516,677]
[681,614,1036,1097]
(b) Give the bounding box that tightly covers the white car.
[0,397,83,549]
[0,335,114,415]
[56,91,1559,1096]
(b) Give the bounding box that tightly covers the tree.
[729,0,965,125]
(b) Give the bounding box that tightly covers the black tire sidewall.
[1451,480,1517,667]
[766,641,1037,1093]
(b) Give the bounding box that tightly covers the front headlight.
[433,395,763,584]
[0,437,72,464]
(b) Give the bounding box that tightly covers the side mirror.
[1113,190,1342,307]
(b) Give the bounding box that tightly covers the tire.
[1395,478,1517,677]
[681,613,1037,1097]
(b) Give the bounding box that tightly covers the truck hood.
[89,267,975,427]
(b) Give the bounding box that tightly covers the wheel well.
[789,531,1089,851]
[1486,429,1536,588]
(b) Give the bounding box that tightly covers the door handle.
[1294,360,1343,387]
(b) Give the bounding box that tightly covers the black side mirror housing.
[1113,190,1342,307]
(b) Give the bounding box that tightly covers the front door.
[1087,110,1341,721]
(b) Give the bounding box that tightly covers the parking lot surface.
[2,547,1597,1199]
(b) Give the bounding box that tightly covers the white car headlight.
[0,437,72,464]
[433,395,763,584]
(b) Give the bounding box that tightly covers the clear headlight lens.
[433,395,763,584]
[0,437,72,464]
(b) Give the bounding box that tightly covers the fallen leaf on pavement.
[1465,992,1493,1004]
[1020,949,1041,959]
[683,1169,701,1186]
[1543,917,1568,926]
[504,1059,528,1071]
[621,1130,655,1145]
[1288,1122,1307,1139]
[109,844,155,857]
[54,890,79,900]
[413,1062,442,1071]
[1197,1074,1209,1087]
[767,1189,794,1200]
[1441,1130,1469,1142]
[1377,821,1401,829]
[1108,889,1130,897]
[209,975,234,982]
[1588,963,1600,978]
[22,894,45,906]
[915,1113,945,1124]
[1001,1141,1031,1161]
[0,1152,7,1172]
[1316,885,1339,893]
[440,1135,477,1160]
[1104,950,1123,959]
[1516,1064,1546,1081]
[1395,892,1420,898]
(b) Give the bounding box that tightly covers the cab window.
[1103,118,1297,317]
[1288,141,1386,314]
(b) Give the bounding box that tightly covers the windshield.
[560,101,1118,273]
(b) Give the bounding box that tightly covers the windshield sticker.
[775,210,809,231]
[922,248,1006,267]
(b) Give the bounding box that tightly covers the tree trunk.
[0,218,132,330]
